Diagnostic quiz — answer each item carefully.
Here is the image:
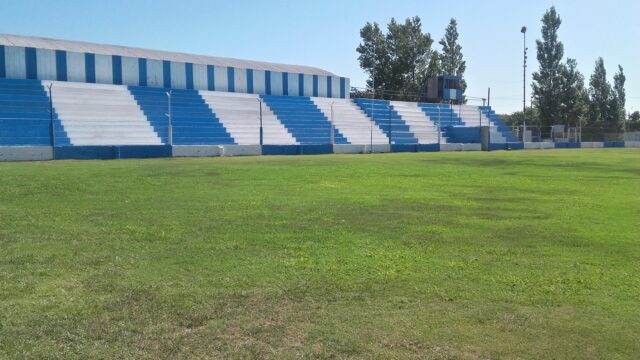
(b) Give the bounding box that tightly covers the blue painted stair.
[353,98,418,144]
[128,86,235,145]
[261,95,348,145]
[417,103,473,142]
[0,78,69,146]
[480,106,520,142]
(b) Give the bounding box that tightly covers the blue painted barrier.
[54,145,172,160]
[416,144,440,152]
[604,141,625,148]
[391,144,417,152]
[261,145,300,155]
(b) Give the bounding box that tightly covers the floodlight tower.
[521,26,528,141]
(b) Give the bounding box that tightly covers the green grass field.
[1,149,639,359]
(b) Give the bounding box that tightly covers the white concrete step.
[313,97,388,145]
[200,90,297,145]
[43,80,162,146]
[390,100,440,144]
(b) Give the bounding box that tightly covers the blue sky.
[1,0,637,114]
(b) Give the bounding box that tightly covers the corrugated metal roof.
[0,33,337,77]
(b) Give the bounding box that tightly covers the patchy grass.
[0,149,639,359]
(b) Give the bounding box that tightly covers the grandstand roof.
[0,34,337,77]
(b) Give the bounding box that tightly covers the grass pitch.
[1,149,639,359]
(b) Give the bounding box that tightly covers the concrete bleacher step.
[390,100,440,144]
[452,105,513,143]
[43,80,162,146]
[129,86,235,145]
[312,97,388,145]
[352,98,419,144]
[262,95,348,145]
[200,91,297,145]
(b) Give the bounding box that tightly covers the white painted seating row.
[312,97,388,144]
[390,100,441,144]
[43,80,162,146]
[199,91,297,145]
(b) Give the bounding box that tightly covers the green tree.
[613,65,626,127]
[501,108,538,127]
[559,58,588,127]
[531,6,565,127]
[426,51,442,79]
[587,57,613,131]
[439,18,467,99]
[628,111,640,131]
[356,22,391,95]
[356,17,433,100]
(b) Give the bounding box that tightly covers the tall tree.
[357,17,433,99]
[386,17,433,96]
[426,51,442,78]
[559,58,588,126]
[531,6,565,127]
[439,18,467,97]
[613,65,626,127]
[628,111,640,131]
[356,22,391,95]
[587,57,613,131]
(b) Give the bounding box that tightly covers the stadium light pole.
[521,26,528,142]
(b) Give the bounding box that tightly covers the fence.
[511,124,628,143]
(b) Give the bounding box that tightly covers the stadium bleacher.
[200,91,296,145]
[0,78,522,158]
[312,97,388,145]
[129,86,235,145]
[261,95,349,145]
[352,98,418,144]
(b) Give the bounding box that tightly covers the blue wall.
[0,45,349,99]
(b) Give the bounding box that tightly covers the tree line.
[354,17,466,102]
[355,9,638,132]
[513,6,636,133]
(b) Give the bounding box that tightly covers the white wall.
[270,71,283,95]
[214,66,228,92]
[66,51,85,82]
[193,63,208,90]
[36,48,56,80]
[170,61,186,89]
[5,46,26,79]
[121,56,139,86]
[95,54,113,84]
[234,68,247,93]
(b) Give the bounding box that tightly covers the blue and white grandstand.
[0,33,531,160]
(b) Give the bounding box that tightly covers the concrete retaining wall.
[0,146,53,161]
[580,142,604,148]
[439,143,480,151]
[364,144,391,153]
[625,141,640,148]
[172,145,222,157]
[440,143,462,151]
[221,145,262,156]
[334,144,366,154]
[461,143,481,151]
